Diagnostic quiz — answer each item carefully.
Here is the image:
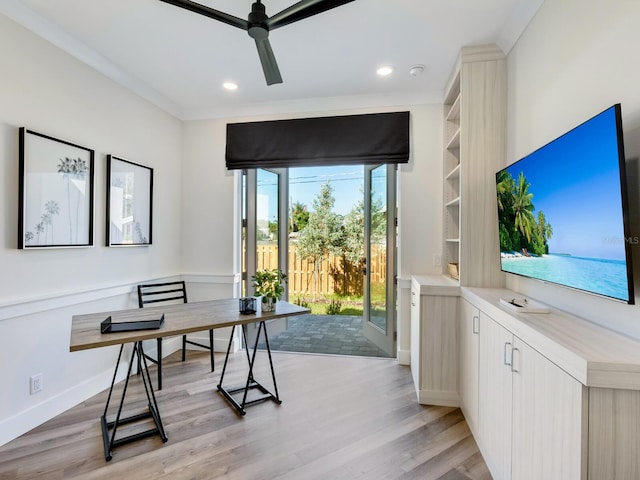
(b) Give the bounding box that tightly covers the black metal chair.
[137,281,214,390]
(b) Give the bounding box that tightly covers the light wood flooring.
[0,350,491,479]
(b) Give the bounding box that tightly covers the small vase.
[262,296,276,312]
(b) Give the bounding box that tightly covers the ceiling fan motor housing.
[248,1,269,39]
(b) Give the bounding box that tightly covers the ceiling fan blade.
[158,0,249,31]
[255,38,283,85]
[266,0,356,30]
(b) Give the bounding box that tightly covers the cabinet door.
[478,312,513,480]
[511,338,586,480]
[422,295,459,401]
[411,288,459,406]
[459,299,479,433]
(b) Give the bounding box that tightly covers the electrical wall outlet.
[30,373,43,395]
[433,253,442,267]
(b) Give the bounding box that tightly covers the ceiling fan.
[158,0,356,85]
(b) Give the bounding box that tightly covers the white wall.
[505,0,640,338]
[398,105,444,280]
[0,14,184,445]
[181,120,237,277]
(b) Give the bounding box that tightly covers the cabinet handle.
[511,347,519,373]
[411,291,416,306]
[503,342,513,366]
[472,315,479,334]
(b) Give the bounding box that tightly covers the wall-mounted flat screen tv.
[495,104,634,304]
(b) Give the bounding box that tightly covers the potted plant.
[251,268,287,312]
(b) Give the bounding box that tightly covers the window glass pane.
[369,165,387,331]
[257,169,279,271]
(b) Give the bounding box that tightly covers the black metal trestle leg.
[217,321,281,415]
[100,341,168,461]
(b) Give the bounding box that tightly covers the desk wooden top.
[70,299,310,352]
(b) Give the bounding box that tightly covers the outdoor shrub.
[326,299,342,315]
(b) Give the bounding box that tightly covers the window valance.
[225,111,410,170]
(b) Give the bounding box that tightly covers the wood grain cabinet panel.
[511,338,586,480]
[588,388,640,479]
[410,275,460,407]
[459,298,479,434]
[478,312,513,479]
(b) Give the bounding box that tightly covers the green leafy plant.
[325,299,342,315]
[251,269,287,301]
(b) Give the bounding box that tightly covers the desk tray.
[101,314,165,334]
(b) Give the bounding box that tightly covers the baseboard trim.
[397,349,411,365]
[417,389,460,407]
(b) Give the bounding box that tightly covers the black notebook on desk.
[100,314,165,333]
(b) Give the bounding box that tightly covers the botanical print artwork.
[107,156,152,246]
[20,129,94,248]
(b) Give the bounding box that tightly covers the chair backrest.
[138,281,188,308]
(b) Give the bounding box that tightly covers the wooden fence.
[257,243,386,298]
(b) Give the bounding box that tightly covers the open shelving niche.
[439,44,506,287]
[443,67,461,281]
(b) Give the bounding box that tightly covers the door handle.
[511,347,519,373]
[472,315,479,334]
[503,342,513,366]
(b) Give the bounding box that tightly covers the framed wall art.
[18,128,95,249]
[106,155,153,246]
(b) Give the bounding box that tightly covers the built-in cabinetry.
[462,287,640,480]
[410,275,460,406]
[442,44,506,287]
[458,299,479,433]
[478,310,585,479]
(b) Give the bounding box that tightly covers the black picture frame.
[18,128,95,249]
[106,155,153,246]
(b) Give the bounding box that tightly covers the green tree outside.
[341,186,386,264]
[295,181,345,299]
[290,201,309,232]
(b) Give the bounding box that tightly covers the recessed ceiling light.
[223,82,238,91]
[376,66,394,77]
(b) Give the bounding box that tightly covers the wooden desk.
[70,298,308,351]
[70,299,310,461]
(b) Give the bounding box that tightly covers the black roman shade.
[225,111,410,170]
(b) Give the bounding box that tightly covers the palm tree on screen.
[537,210,553,254]
[513,172,536,244]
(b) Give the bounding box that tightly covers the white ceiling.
[0,0,543,120]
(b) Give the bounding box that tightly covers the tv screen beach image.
[496,106,632,302]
